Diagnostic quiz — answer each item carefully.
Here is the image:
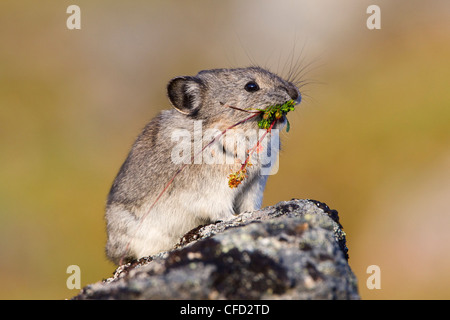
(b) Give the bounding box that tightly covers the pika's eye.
[244,81,260,92]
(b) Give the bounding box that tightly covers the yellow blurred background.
[1,0,449,299]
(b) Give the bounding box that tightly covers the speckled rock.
[73,199,359,300]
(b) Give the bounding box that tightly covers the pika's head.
[167,67,301,128]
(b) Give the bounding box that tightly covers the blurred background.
[1,0,449,299]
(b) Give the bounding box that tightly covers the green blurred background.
[1,0,449,299]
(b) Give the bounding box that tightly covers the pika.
[105,67,301,264]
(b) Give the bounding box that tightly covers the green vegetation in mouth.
[256,99,296,132]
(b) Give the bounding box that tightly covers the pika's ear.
[167,76,204,115]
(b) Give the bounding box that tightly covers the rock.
[73,199,359,300]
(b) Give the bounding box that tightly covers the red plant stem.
[226,105,261,114]
[240,119,276,170]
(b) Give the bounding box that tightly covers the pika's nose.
[283,84,300,103]
[288,86,299,101]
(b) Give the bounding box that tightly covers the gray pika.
[105,66,301,264]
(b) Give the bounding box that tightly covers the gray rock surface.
[73,199,359,300]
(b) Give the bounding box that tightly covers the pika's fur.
[105,67,301,264]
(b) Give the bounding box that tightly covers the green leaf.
[257,99,296,131]
[286,118,290,132]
